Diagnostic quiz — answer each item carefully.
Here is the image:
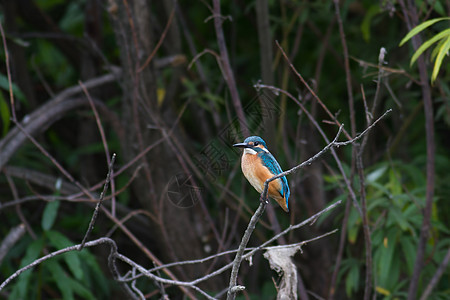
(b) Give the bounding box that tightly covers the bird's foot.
[259,195,269,205]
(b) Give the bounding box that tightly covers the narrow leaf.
[401,236,417,275]
[47,259,75,300]
[0,72,27,104]
[399,17,449,46]
[410,28,450,65]
[8,238,44,300]
[46,230,83,280]
[378,228,397,288]
[345,264,359,296]
[41,200,60,231]
[67,277,96,300]
[366,164,388,183]
[432,35,450,82]
[376,286,391,296]
[0,92,11,136]
[431,37,447,61]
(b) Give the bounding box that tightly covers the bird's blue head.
[233,136,268,153]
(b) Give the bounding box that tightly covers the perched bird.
[233,136,290,212]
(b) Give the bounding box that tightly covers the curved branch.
[0,237,138,299]
[0,73,118,169]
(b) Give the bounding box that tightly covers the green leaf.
[410,28,450,65]
[400,236,417,275]
[80,250,110,297]
[377,228,397,289]
[66,276,96,300]
[367,181,391,197]
[8,238,44,300]
[367,197,388,211]
[46,230,83,280]
[347,208,360,244]
[41,200,60,231]
[432,34,450,83]
[35,0,65,10]
[388,169,402,196]
[345,264,360,296]
[360,5,380,42]
[399,17,450,46]
[0,92,11,136]
[366,164,388,183]
[47,259,75,300]
[0,72,27,104]
[59,2,84,35]
[431,1,446,16]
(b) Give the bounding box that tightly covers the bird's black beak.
[233,142,250,148]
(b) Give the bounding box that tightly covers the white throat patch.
[244,148,257,155]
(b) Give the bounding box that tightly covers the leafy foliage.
[400,17,450,83]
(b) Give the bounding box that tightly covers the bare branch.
[211,0,249,136]
[79,153,116,251]
[80,80,116,216]
[397,2,436,298]
[0,22,16,121]
[0,238,132,296]
[0,73,118,169]
[419,247,450,300]
[263,108,391,185]
[226,124,353,299]
[0,224,26,264]
[226,101,390,298]
[138,4,176,72]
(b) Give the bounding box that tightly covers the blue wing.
[259,152,290,208]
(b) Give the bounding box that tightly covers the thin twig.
[137,4,176,72]
[371,47,387,117]
[226,201,267,299]
[0,237,137,299]
[225,114,386,299]
[195,200,343,287]
[79,153,116,250]
[131,268,146,300]
[10,121,97,202]
[0,22,16,121]
[254,82,390,218]
[273,42,377,299]
[0,72,118,169]
[260,109,391,185]
[0,224,26,264]
[123,222,340,284]
[397,1,436,298]
[4,174,37,240]
[419,247,450,300]
[79,80,116,217]
[211,0,249,137]
[274,40,351,140]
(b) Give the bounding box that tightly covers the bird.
[233,136,290,212]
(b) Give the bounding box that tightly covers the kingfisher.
[233,136,290,212]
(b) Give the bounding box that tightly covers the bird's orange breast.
[241,153,287,211]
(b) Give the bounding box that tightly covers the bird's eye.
[254,142,259,146]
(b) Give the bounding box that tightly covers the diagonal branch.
[397,1,436,299]
[263,109,391,184]
[211,0,249,137]
[419,247,450,300]
[79,153,116,250]
[225,110,389,299]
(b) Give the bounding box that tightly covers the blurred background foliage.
[0,0,449,299]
